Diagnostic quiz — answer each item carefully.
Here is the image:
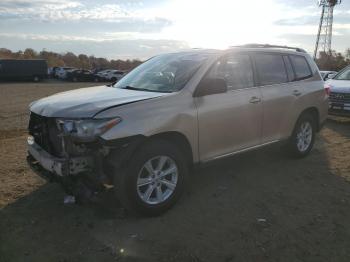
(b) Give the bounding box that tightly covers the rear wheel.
[286,114,316,158]
[114,140,188,216]
[33,75,40,82]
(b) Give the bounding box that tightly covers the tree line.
[315,49,350,71]
[0,48,143,71]
[1,47,350,72]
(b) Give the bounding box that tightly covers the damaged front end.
[27,112,126,200]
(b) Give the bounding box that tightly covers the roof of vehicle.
[230,44,307,53]
[166,44,310,57]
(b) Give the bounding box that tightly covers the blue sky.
[0,0,349,59]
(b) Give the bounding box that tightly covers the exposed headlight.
[57,117,122,138]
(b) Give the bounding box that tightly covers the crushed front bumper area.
[27,153,61,182]
[27,141,106,198]
[27,142,92,179]
[28,142,67,178]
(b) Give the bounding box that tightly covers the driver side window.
[207,54,255,90]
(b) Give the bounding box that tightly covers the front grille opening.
[329,92,350,103]
[28,112,63,157]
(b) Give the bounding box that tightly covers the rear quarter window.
[255,53,288,86]
[289,55,312,80]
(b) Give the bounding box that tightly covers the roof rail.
[232,44,307,53]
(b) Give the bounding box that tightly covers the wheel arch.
[104,131,194,176]
[299,107,320,131]
[149,131,194,168]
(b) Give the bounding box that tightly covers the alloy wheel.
[296,121,313,152]
[136,156,178,205]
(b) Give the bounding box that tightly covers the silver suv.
[27,44,328,215]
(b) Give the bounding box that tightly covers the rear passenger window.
[255,54,288,85]
[224,54,254,90]
[289,55,312,80]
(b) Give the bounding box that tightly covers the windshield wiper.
[122,85,143,91]
[121,85,172,93]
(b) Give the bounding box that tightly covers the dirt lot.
[1,81,350,262]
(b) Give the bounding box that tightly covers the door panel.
[195,88,263,161]
[261,82,304,142]
[194,52,263,162]
[254,53,305,142]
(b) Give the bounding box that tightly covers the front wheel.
[286,114,316,158]
[114,140,188,216]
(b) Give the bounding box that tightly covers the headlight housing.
[57,117,122,139]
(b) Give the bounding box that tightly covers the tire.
[114,140,188,216]
[286,113,316,158]
[73,77,78,82]
[111,77,117,82]
[94,77,99,82]
[33,76,40,82]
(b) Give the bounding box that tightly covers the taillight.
[324,84,331,96]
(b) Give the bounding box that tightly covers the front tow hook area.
[27,153,106,204]
[26,154,57,182]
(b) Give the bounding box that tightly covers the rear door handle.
[293,90,302,97]
[249,96,261,104]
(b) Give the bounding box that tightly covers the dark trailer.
[0,59,47,82]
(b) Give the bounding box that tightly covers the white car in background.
[320,70,337,81]
[96,69,126,81]
[56,67,76,79]
[96,69,113,79]
[326,65,350,116]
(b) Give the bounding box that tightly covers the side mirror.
[194,78,227,97]
[327,73,336,80]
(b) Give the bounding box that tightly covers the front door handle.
[249,96,261,104]
[293,90,302,97]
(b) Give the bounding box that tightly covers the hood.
[30,85,168,118]
[327,79,350,93]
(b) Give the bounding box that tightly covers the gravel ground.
[0,81,350,262]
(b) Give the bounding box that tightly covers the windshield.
[334,67,350,80]
[113,53,211,93]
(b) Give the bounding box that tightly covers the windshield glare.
[113,53,211,92]
[334,67,350,80]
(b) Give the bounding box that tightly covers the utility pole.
[313,0,341,59]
